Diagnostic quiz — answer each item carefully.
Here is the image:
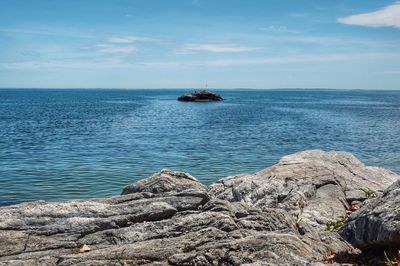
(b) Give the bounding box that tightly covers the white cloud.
[0,59,128,70]
[259,25,301,34]
[108,36,160,43]
[196,53,393,67]
[177,44,259,54]
[2,53,399,70]
[137,52,399,68]
[95,35,159,55]
[96,44,137,54]
[338,2,400,28]
[94,36,160,55]
[0,27,95,38]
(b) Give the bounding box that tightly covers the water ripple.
[0,89,399,205]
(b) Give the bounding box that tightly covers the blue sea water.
[0,89,399,206]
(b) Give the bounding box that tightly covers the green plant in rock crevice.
[325,216,346,232]
[384,251,400,266]
[361,188,377,199]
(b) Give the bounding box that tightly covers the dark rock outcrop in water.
[0,150,399,265]
[177,90,223,102]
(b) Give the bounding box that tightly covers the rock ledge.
[0,150,399,265]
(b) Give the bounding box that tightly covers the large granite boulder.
[0,150,398,265]
[177,90,223,102]
[0,190,210,265]
[208,150,399,230]
[339,179,400,249]
[121,169,206,195]
[0,196,355,266]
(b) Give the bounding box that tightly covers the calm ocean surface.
[1,89,399,206]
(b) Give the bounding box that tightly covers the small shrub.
[384,251,400,266]
[182,244,194,253]
[325,216,346,232]
[70,247,81,254]
[362,188,377,199]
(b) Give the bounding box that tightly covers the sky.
[0,0,400,89]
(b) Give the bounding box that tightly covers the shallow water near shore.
[0,88,399,206]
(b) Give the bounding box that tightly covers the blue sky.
[0,0,400,89]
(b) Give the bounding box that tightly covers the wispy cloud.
[2,53,399,70]
[0,27,95,38]
[374,70,400,75]
[96,44,137,54]
[19,51,42,58]
[177,44,259,54]
[108,36,160,43]
[190,53,395,67]
[338,2,400,29]
[95,35,160,55]
[259,25,301,34]
[0,58,127,70]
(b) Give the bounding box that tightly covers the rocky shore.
[0,150,399,265]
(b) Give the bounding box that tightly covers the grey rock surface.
[339,179,400,248]
[0,150,398,265]
[208,150,399,229]
[121,169,206,195]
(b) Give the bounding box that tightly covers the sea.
[1,89,399,206]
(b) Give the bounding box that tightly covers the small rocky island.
[177,90,223,102]
[0,150,399,265]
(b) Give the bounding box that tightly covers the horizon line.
[0,87,400,91]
